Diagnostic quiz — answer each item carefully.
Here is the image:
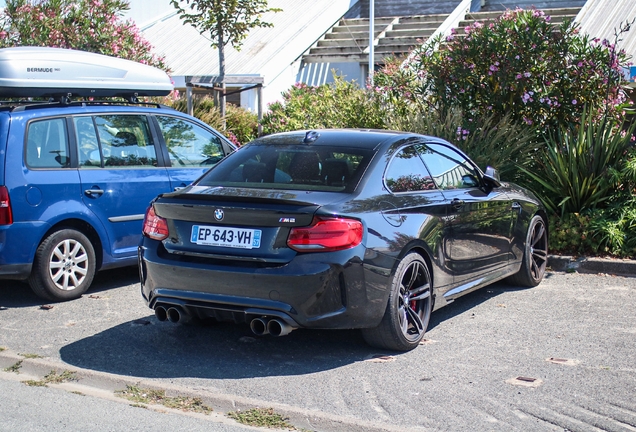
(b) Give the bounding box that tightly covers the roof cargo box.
[0,47,173,99]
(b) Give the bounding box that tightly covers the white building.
[128,0,355,113]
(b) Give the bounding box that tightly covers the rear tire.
[362,253,432,351]
[28,229,96,301]
[508,215,548,287]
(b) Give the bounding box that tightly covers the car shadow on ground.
[57,274,552,381]
[0,266,140,308]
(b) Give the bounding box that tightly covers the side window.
[419,143,480,190]
[26,118,70,169]
[156,115,224,167]
[92,115,157,168]
[74,117,100,168]
[384,145,436,193]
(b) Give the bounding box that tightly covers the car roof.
[250,129,424,150]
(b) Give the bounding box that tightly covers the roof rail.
[0,99,174,112]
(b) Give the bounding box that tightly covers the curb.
[0,350,419,432]
[548,255,636,277]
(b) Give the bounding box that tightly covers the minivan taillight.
[287,217,363,252]
[0,186,13,225]
[142,206,169,240]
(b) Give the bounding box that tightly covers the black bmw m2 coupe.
[139,129,548,351]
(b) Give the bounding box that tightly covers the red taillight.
[287,217,363,252]
[142,205,169,240]
[0,186,13,226]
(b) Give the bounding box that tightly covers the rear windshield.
[196,144,373,192]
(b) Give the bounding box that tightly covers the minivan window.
[75,116,100,168]
[82,115,157,168]
[26,118,70,169]
[156,115,224,167]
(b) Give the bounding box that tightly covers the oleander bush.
[261,75,386,135]
[374,8,629,132]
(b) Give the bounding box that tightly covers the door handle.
[451,198,465,210]
[84,189,104,196]
[511,202,522,213]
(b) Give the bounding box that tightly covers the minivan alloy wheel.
[48,238,89,290]
[28,229,96,301]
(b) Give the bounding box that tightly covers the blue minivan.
[0,47,235,301]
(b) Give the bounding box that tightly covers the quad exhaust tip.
[156,307,293,335]
[249,317,295,337]
[154,305,190,324]
[250,317,269,335]
[267,318,294,337]
[155,305,168,322]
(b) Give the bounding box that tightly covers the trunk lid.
[153,185,347,263]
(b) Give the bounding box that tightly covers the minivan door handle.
[84,188,104,196]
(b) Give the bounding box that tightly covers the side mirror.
[483,166,501,187]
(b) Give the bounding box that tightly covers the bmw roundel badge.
[214,209,224,221]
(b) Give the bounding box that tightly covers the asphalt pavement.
[0,262,635,431]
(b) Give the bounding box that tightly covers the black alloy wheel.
[362,252,432,351]
[509,215,548,287]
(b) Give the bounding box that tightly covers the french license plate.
[190,225,262,249]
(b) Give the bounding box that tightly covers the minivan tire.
[28,229,96,301]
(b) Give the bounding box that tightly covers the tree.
[171,0,281,117]
[0,0,166,70]
[261,76,386,135]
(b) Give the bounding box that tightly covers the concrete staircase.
[480,0,586,11]
[453,6,582,36]
[301,0,587,65]
[303,14,449,64]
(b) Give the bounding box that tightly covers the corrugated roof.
[141,0,352,82]
[576,0,636,62]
